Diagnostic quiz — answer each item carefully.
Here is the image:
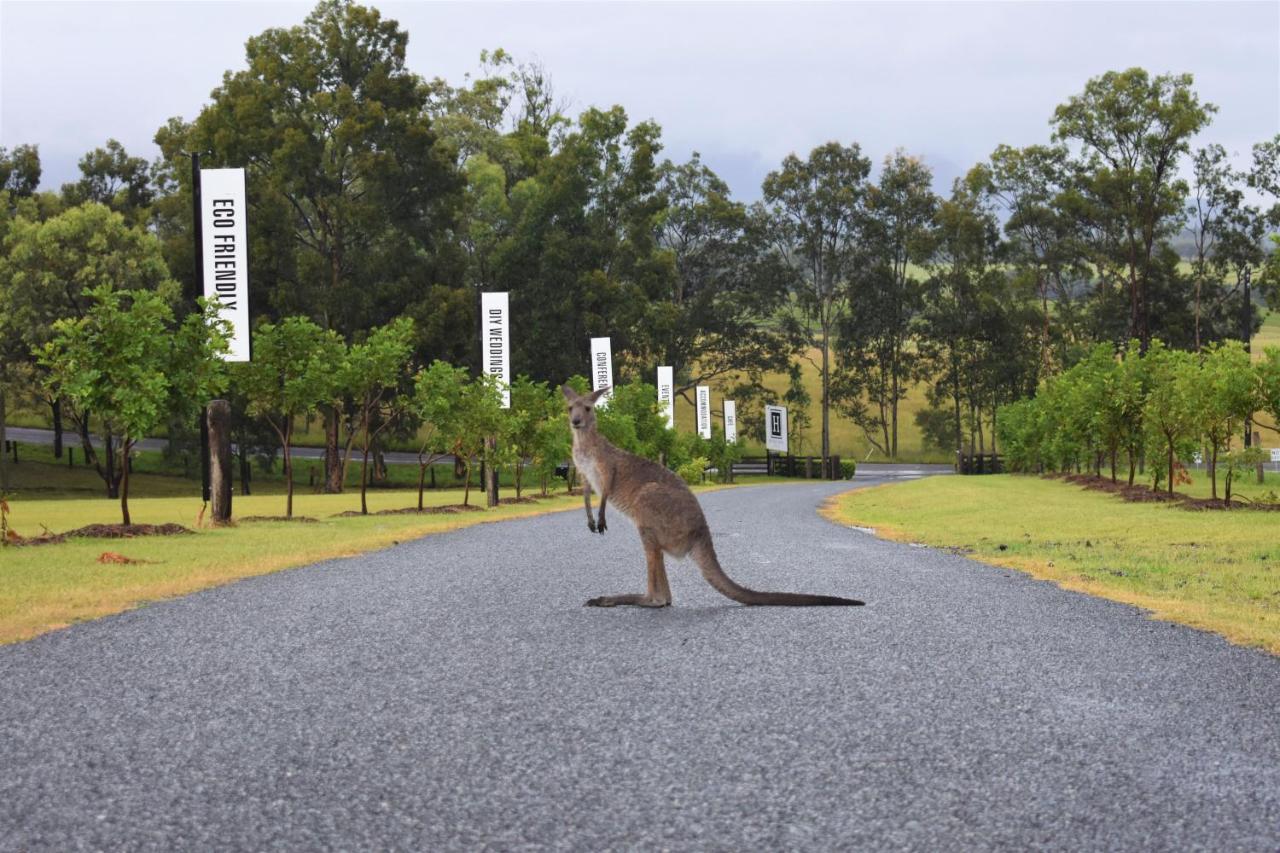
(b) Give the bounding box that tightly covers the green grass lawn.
[824,474,1280,654]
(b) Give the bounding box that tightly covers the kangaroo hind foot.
[585,594,669,608]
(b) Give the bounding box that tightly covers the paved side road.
[1,475,1279,850]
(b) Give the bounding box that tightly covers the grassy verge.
[822,474,1280,654]
[0,457,802,645]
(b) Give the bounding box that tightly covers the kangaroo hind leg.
[584,534,672,608]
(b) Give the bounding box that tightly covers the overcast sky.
[2,1,1277,200]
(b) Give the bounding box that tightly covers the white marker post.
[696,386,711,439]
[590,337,613,406]
[724,400,737,442]
[199,168,250,362]
[481,292,510,408]
[657,366,674,429]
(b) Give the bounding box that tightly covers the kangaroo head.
[562,384,609,431]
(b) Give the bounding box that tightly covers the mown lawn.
[824,474,1280,654]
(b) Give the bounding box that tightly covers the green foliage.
[676,457,709,486]
[840,460,856,479]
[37,287,229,523]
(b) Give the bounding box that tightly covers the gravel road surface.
[2,475,1279,850]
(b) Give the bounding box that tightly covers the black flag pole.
[183,150,211,504]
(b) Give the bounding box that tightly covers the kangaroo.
[564,384,864,608]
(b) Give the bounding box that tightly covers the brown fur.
[563,384,863,608]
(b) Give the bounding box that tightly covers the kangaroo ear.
[561,384,579,401]
[588,385,610,403]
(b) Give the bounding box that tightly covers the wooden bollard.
[207,400,233,523]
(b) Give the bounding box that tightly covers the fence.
[957,451,1003,475]
[732,453,845,480]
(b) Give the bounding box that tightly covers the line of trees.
[2,0,1279,496]
[997,341,1280,503]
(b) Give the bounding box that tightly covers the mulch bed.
[331,504,485,518]
[239,515,319,523]
[9,523,193,547]
[1049,473,1280,511]
[498,496,541,505]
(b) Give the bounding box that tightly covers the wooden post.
[207,399,233,523]
[486,436,499,508]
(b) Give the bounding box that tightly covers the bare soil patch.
[9,523,193,547]
[239,515,319,523]
[1049,474,1280,511]
[331,504,485,518]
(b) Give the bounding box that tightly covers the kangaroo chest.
[572,443,606,494]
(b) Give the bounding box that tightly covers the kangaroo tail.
[691,537,864,606]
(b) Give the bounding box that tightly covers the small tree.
[409,360,468,509]
[237,318,344,517]
[1198,341,1257,501]
[1142,342,1202,495]
[506,376,557,499]
[343,318,415,515]
[449,374,506,506]
[40,287,228,524]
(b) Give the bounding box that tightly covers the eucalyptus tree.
[653,153,793,407]
[837,149,936,457]
[1051,68,1216,350]
[759,141,872,465]
[972,144,1082,369]
[60,139,154,223]
[185,0,465,491]
[1184,145,1240,351]
[0,145,41,198]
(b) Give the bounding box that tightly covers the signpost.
[590,337,613,405]
[657,366,674,429]
[481,292,510,408]
[724,400,737,442]
[696,386,711,439]
[199,168,251,363]
[193,163,252,522]
[765,405,788,453]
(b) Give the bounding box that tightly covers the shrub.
[840,460,856,479]
[677,457,709,486]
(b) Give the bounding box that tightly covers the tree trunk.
[1210,444,1218,500]
[1167,440,1175,496]
[119,440,132,526]
[104,433,119,499]
[323,406,343,493]
[0,390,8,491]
[359,419,371,515]
[463,461,472,506]
[51,398,63,459]
[820,322,831,470]
[485,436,498,508]
[418,462,427,510]
[284,425,294,519]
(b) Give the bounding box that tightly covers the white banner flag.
[200,168,250,362]
[724,400,737,442]
[696,386,711,439]
[590,337,613,405]
[765,405,788,453]
[657,366,674,429]
[481,292,510,408]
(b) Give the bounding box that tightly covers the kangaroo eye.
[585,406,592,411]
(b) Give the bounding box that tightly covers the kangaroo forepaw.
[596,517,607,534]
[586,518,597,533]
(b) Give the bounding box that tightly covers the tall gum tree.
[188,0,464,492]
[760,142,871,468]
[1051,68,1215,351]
